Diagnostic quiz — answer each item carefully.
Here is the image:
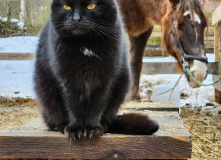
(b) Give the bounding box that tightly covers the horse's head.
[163,0,208,88]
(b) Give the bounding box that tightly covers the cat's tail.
[108,113,159,135]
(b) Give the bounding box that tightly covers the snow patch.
[140,74,216,109]
[17,22,25,29]
[0,36,39,53]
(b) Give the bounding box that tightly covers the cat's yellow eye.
[63,5,71,10]
[87,3,96,10]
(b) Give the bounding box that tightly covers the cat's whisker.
[56,27,70,38]
[93,27,110,40]
[93,25,119,39]
[91,27,106,43]
[85,21,117,33]
[93,26,118,40]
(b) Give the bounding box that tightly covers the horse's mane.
[176,0,202,17]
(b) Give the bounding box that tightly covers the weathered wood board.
[0,53,35,60]
[212,4,221,26]
[0,102,192,159]
[213,75,221,103]
[0,52,218,75]
[142,62,218,75]
[212,4,221,103]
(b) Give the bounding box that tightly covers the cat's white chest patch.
[184,11,201,24]
[81,47,95,57]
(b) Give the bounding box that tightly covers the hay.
[0,96,40,130]
[180,107,221,159]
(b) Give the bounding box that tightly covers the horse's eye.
[178,24,182,30]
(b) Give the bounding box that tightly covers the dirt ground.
[0,97,221,159]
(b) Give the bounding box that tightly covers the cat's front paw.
[65,125,104,140]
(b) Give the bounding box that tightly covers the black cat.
[34,0,159,140]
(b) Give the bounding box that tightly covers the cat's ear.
[169,0,180,8]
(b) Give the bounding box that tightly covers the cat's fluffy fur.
[34,0,159,140]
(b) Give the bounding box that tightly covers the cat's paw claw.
[87,126,104,138]
[88,130,95,138]
[64,126,78,140]
[65,126,104,140]
[95,127,104,137]
[78,130,83,139]
[84,129,87,137]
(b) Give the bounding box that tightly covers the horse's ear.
[169,0,180,7]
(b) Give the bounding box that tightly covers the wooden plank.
[122,102,178,111]
[212,4,221,26]
[0,53,35,60]
[141,62,218,75]
[214,23,220,62]
[0,108,191,159]
[205,48,214,53]
[0,135,191,159]
[213,22,221,104]
[215,89,221,104]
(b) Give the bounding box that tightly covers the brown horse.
[117,0,208,101]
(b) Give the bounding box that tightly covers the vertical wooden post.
[214,23,221,103]
[214,24,219,63]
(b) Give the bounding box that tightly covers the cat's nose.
[72,11,81,22]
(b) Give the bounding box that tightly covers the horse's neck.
[141,0,170,25]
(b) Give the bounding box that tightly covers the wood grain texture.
[141,62,218,75]
[0,53,35,60]
[212,4,221,26]
[215,89,221,103]
[0,136,191,159]
[214,24,220,63]
[122,102,179,111]
[0,103,192,159]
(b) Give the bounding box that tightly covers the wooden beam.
[141,62,218,75]
[212,4,221,26]
[214,24,220,62]
[0,135,191,159]
[122,102,178,111]
[215,89,221,104]
[0,53,35,60]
